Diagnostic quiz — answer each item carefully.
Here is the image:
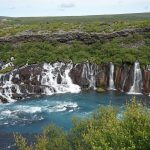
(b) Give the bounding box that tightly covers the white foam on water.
[15,105,42,114]
[127,92,142,95]
[0,105,44,126]
[48,101,78,112]
[1,110,12,116]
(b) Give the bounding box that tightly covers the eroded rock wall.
[0,62,150,103]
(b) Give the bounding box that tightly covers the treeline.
[15,98,150,150]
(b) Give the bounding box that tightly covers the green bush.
[0,32,150,68]
[15,98,150,150]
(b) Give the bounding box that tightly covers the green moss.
[96,88,106,92]
[0,66,14,74]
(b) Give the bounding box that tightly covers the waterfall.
[0,73,16,102]
[121,65,128,92]
[82,62,99,89]
[41,62,81,95]
[128,61,143,94]
[108,62,116,90]
[1,62,14,70]
[121,76,127,92]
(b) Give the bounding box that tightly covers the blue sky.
[0,0,150,17]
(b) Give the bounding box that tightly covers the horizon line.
[1,11,150,18]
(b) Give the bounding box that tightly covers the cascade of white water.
[121,76,127,92]
[41,62,81,95]
[0,73,16,102]
[82,62,98,89]
[128,62,143,95]
[1,62,14,70]
[108,62,116,90]
[0,71,23,102]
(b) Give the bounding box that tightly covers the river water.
[0,91,150,149]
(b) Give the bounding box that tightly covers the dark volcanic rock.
[0,61,150,103]
[143,70,150,94]
[115,64,130,91]
[123,65,134,92]
[0,61,4,70]
[0,95,8,103]
[95,65,108,89]
[70,64,86,88]
[0,28,149,45]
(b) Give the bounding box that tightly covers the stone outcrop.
[143,70,150,94]
[0,61,150,103]
[0,28,149,45]
[0,64,43,101]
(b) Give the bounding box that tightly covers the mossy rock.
[0,66,14,74]
[96,88,106,92]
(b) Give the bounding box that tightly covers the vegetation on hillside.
[0,33,150,68]
[0,13,150,72]
[0,13,150,37]
[15,98,150,150]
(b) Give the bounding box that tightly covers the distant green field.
[1,12,150,23]
[0,12,150,37]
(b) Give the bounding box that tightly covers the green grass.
[0,13,150,37]
[0,66,14,74]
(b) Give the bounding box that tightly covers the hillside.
[0,12,150,69]
[0,12,150,37]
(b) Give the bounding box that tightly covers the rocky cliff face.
[0,27,149,45]
[0,61,150,103]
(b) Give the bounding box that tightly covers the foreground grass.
[15,98,150,150]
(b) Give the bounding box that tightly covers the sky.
[0,0,150,17]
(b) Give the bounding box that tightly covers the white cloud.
[60,3,75,8]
